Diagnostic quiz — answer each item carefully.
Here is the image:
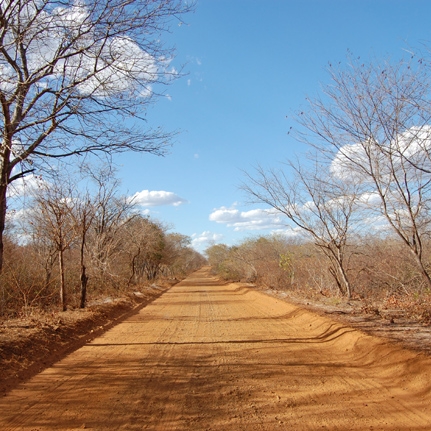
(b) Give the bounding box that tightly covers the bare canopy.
[0,0,192,271]
[296,58,431,290]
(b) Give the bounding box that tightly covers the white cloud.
[209,206,286,231]
[0,3,159,99]
[7,173,44,198]
[270,226,307,240]
[357,191,381,206]
[5,207,34,245]
[75,36,158,97]
[191,231,224,250]
[330,142,370,182]
[396,125,431,159]
[6,207,27,223]
[330,125,431,183]
[131,190,187,207]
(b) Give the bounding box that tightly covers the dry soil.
[1,267,431,430]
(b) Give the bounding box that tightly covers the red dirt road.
[1,267,431,430]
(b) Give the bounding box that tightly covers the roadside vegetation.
[206,234,431,324]
[1,165,205,317]
[208,55,431,325]
[0,1,201,319]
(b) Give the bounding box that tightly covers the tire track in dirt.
[1,267,431,430]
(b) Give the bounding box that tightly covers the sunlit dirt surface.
[1,267,431,430]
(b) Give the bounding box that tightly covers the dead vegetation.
[206,240,431,356]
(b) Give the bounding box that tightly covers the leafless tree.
[243,160,362,298]
[121,215,164,285]
[123,221,204,284]
[169,244,206,276]
[160,233,192,277]
[31,177,76,310]
[0,0,193,272]
[28,216,58,290]
[73,190,96,308]
[296,58,431,290]
[136,219,166,281]
[86,165,135,282]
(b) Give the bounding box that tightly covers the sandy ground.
[1,267,431,430]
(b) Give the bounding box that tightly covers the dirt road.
[1,267,431,430]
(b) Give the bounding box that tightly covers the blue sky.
[114,0,431,253]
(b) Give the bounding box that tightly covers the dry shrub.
[349,238,430,300]
[207,235,431,320]
[1,241,58,317]
[288,244,339,297]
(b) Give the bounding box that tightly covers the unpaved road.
[1,268,431,430]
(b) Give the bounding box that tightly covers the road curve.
[1,267,431,430]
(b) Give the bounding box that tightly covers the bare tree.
[137,219,166,281]
[168,244,206,276]
[296,58,431,289]
[243,161,362,298]
[124,216,167,284]
[86,166,135,282]
[28,217,58,290]
[0,0,193,272]
[160,233,192,277]
[31,178,76,310]
[73,190,96,308]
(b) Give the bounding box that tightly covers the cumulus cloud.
[7,173,44,198]
[191,231,224,249]
[395,125,431,158]
[357,191,381,206]
[330,142,370,182]
[270,226,308,240]
[5,208,32,244]
[209,206,286,231]
[0,3,160,99]
[131,190,187,207]
[330,125,431,183]
[75,36,158,97]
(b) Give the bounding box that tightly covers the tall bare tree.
[87,166,135,281]
[73,190,96,308]
[0,0,193,271]
[243,160,362,298]
[297,58,431,289]
[32,177,76,310]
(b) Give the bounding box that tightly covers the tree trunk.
[337,263,352,299]
[326,247,352,299]
[0,182,7,274]
[59,248,66,311]
[328,265,344,295]
[44,252,57,289]
[79,223,89,309]
[80,265,88,309]
[128,248,141,287]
